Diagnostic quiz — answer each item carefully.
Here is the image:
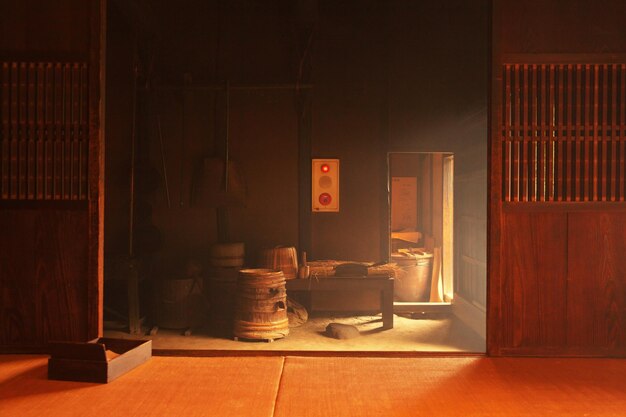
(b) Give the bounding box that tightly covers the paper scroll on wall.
[391,177,417,232]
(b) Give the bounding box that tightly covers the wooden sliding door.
[0,0,105,351]
[490,57,626,356]
[489,0,626,357]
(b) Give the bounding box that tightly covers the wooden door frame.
[87,0,106,340]
[486,0,499,356]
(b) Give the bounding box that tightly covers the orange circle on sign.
[319,175,332,188]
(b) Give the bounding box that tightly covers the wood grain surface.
[0,0,103,350]
[0,209,89,349]
[567,213,626,352]
[490,0,626,356]
[0,210,37,345]
[87,0,105,341]
[501,212,568,349]
[35,210,89,342]
[493,210,626,357]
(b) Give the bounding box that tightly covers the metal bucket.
[392,252,433,302]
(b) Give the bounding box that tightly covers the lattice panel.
[0,62,89,200]
[502,63,626,202]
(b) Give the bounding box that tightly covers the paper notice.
[391,177,417,231]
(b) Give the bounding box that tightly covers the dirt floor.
[104,312,485,352]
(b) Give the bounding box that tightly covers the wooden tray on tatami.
[48,338,152,383]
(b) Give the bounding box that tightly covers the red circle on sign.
[321,164,330,173]
[319,193,332,206]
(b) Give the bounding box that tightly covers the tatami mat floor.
[2,355,625,416]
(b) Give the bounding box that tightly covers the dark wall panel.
[105,0,300,275]
[308,1,386,262]
[0,0,91,59]
[567,213,626,352]
[104,3,134,260]
[0,209,89,348]
[0,210,37,345]
[496,0,626,54]
[228,92,299,262]
[36,210,89,342]
[310,89,384,261]
[501,212,568,349]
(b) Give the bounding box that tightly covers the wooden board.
[0,210,38,346]
[0,209,89,349]
[36,210,89,342]
[499,212,568,350]
[567,213,626,352]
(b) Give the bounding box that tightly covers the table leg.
[127,259,142,335]
[381,280,394,330]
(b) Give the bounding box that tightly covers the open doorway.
[388,151,485,352]
[389,152,454,308]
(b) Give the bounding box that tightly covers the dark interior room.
[1,1,625,416]
[100,0,487,353]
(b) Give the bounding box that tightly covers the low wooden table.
[286,276,394,330]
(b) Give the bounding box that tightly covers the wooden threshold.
[152,349,485,358]
[393,302,452,314]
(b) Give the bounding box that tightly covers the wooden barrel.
[157,277,204,329]
[209,242,244,267]
[392,252,433,302]
[233,269,289,340]
[205,266,239,337]
[258,246,298,280]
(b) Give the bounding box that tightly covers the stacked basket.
[258,246,298,280]
[233,269,289,341]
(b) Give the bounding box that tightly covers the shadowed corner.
[0,355,100,402]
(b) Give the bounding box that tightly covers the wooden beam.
[87,0,106,340]
[487,0,502,356]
